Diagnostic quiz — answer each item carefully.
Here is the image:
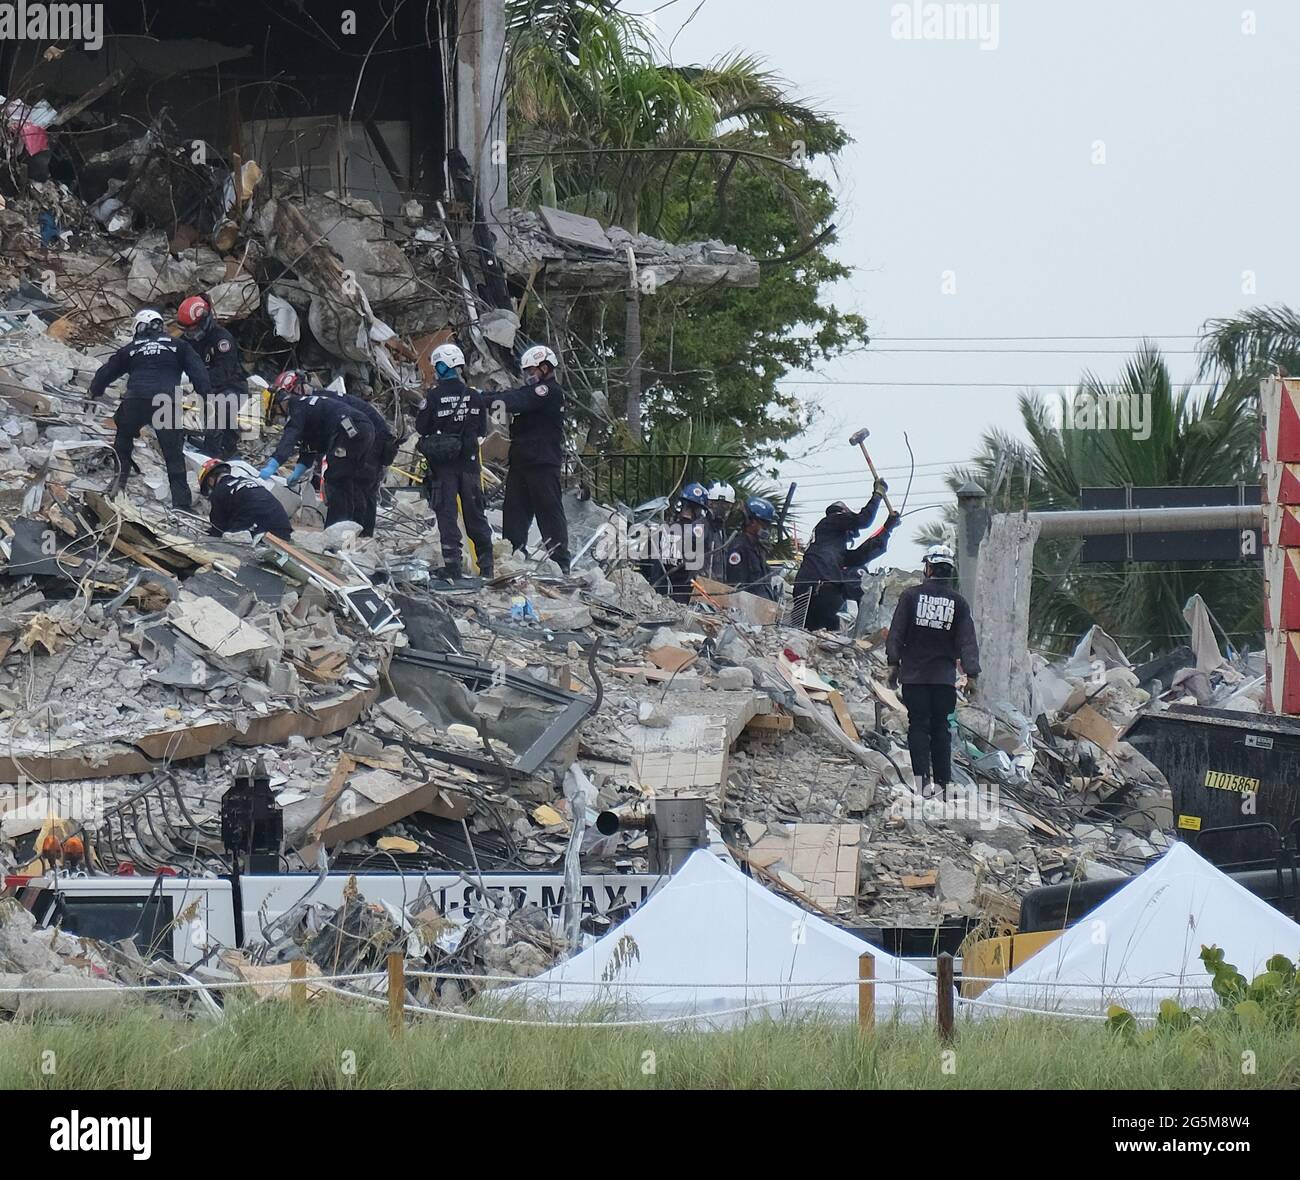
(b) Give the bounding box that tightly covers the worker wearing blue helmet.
[724,496,778,600]
[651,481,715,603]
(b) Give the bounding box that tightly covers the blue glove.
[287,462,309,485]
[258,458,281,479]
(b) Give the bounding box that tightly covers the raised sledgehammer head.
[849,427,870,446]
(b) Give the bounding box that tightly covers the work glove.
[287,461,309,487]
[884,511,902,531]
[887,666,900,690]
[873,477,889,496]
[964,675,978,699]
[258,458,281,480]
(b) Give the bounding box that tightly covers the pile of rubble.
[0,100,1251,1019]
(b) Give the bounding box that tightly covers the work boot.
[111,473,129,497]
[432,564,462,581]
[920,774,937,799]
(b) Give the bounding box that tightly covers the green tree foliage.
[506,0,867,456]
[918,345,1260,657]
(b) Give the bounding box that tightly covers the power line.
[869,347,1204,355]
[867,334,1202,342]
[778,379,1224,388]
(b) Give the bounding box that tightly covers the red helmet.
[177,295,212,337]
[197,458,231,495]
[272,370,308,396]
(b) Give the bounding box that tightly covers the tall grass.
[3,1001,1299,1089]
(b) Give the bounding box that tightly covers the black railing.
[570,452,742,507]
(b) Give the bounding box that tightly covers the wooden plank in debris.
[902,871,937,890]
[613,664,678,683]
[729,844,841,918]
[0,370,53,415]
[828,690,860,742]
[745,711,793,734]
[50,68,131,127]
[1064,704,1119,754]
[297,753,356,862]
[647,645,696,674]
[976,886,1021,926]
[691,576,781,626]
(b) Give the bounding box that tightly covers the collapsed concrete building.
[0,2,1239,1016]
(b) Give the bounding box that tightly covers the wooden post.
[387,952,405,1038]
[857,951,875,1034]
[290,959,306,1009]
[936,952,955,1044]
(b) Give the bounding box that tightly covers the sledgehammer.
[848,427,894,514]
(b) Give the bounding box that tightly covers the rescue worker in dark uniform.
[261,370,375,529]
[658,482,714,603]
[88,308,211,509]
[706,481,737,579]
[886,543,981,795]
[493,344,570,573]
[724,496,778,600]
[793,480,901,631]
[415,343,493,581]
[177,294,245,460]
[198,458,293,541]
[326,386,394,538]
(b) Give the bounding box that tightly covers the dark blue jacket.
[493,377,565,468]
[794,494,890,592]
[335,391,393,443]
[415,378,487,466]
[272,394,370,466]
[887,577,981,686]
[89,331,211,402]
[724,530,775,600]
[208,476,292,539]
[190,323,245,395]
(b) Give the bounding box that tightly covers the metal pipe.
[1024,504,1263,539]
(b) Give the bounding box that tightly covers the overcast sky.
[651,0,1298,565]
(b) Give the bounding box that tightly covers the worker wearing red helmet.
[177,294,245,460]
[198,458,292,541]
[261,370,376,529]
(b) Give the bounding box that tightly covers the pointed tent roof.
[969,842,1300,1018]
[516,849,934,1026]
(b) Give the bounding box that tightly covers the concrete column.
[974,512,1040,717]
[456,0,508,224]
[956,481,989,615]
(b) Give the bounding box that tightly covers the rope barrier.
[318,980,856,1028]
[0,967,1228,996]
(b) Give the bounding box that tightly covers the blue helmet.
[744,496,776,522]
[679,481,710,507]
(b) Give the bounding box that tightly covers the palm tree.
[507,0,835,440]
[919,345,1260,657]
[1201,305,1300,378]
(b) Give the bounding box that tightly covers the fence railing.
[569,452,741,507]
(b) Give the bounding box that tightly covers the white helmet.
[430,342,465,370]
[923,543,956,566]
[708,481,736,504]
[133,309,164,336]
[520,344,558,370]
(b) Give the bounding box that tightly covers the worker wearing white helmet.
[87,307,212,508]
[415,340,493,581]
[886,541,981,795]
[490,342,570,572]
[704,481,736,576]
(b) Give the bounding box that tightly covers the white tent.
[967,842,1300,1018]
[515,849,934,1027]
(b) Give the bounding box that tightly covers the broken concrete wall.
[975,513,1040,715]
